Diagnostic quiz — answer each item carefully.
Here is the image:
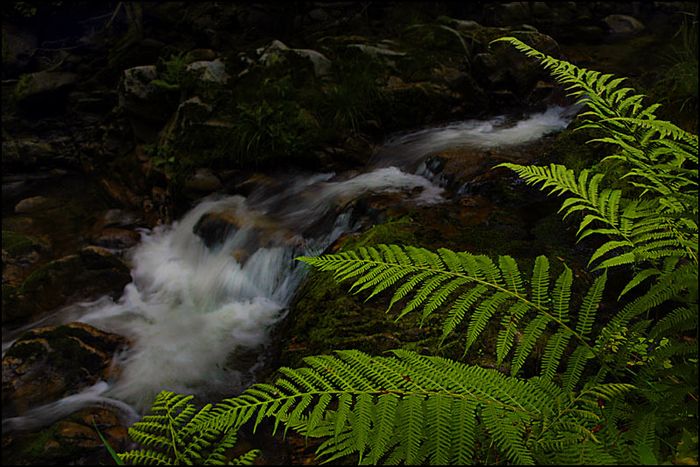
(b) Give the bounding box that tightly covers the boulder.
[6,247,131,325]
[14,196,60,214]
[603,14,645,36]
[380,78,462,130]
[2,322,128,416]
[258,40,332,78]
[1,406,130,466]
[193,211,245,248]
[1,23,38,78]
[118,65,178,123]
[13,71,78,114]
[474,30,559,103]
[186,58,230,84]
[92,209,143,231]
[91,227,141,250]
[184,168,223,193]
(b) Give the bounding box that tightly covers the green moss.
[1,424,61,465]
[12,74,33,101]
[338,216,417,251]
[4,338,47,361]
[2,230,40,255]
[17,261,55,295]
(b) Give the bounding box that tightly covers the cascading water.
[1,105,576,432]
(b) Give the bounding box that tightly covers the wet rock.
[2,138,72,172]
[603,14,645,37]
[2,231,51,292]
[2,322,128,416]
[184,48,218,63]
[381,78,461,130]
[186,58,230,84]
[118,65,179,123]
[184,168,223,193]
[346,43,407,62]
[7,247,131,324]
[99,177,143,209]
[1,23,38,78]
[258,40,332,77]
[193,209,299,254]
[93,209,143,230]
[68,90,118,115]
[13,71,78,114]
[1,406,130,466]
[473,30,559,102]
[91,227,141,250]
[14,196,60,214]
[193,211,244,248]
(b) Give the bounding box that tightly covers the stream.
[2,105,575,433]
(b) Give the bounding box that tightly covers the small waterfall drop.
[2,105,575,430]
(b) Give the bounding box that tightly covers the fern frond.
[119,391,258,465]
[199,349,575,465]
[300,247,597,368]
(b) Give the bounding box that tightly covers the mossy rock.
[2,322,128,416]
[8,247,131,325]
[380,79,461,130]
[278,217,461,370]
[1,406,129,466]
[1,230,48,257]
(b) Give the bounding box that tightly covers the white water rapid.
[2,105,575,431]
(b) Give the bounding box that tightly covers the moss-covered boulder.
[6,246,131,325]
[12,71,78,115]
[1,406,129,466]
[2,322,128,416]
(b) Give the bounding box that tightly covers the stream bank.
[2,2,696,464]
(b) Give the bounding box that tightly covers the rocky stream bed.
[2,2,696,464]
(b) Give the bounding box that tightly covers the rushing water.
[1,105,575,432]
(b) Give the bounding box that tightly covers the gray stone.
[14,196,59,214]
[258,40,332,77]
[119,65,158,101]
[2,322,128,415]
[2,23,38,76]
[13,71,78,108]
[118,65,177,123]
[185,168,223,193]
[91,227,142,250]
[186,59,230,84]
[604,14,645,36]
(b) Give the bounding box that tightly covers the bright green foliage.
[141,350,632,465]
[120,39,698,465]
[151,52,189,91]
[227,100,319,165]
[494,37,698,300]
[118,391,260,465]
[298,247,607,380]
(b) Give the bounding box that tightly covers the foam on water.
[371,105,577,171]
[2,106,574,428]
